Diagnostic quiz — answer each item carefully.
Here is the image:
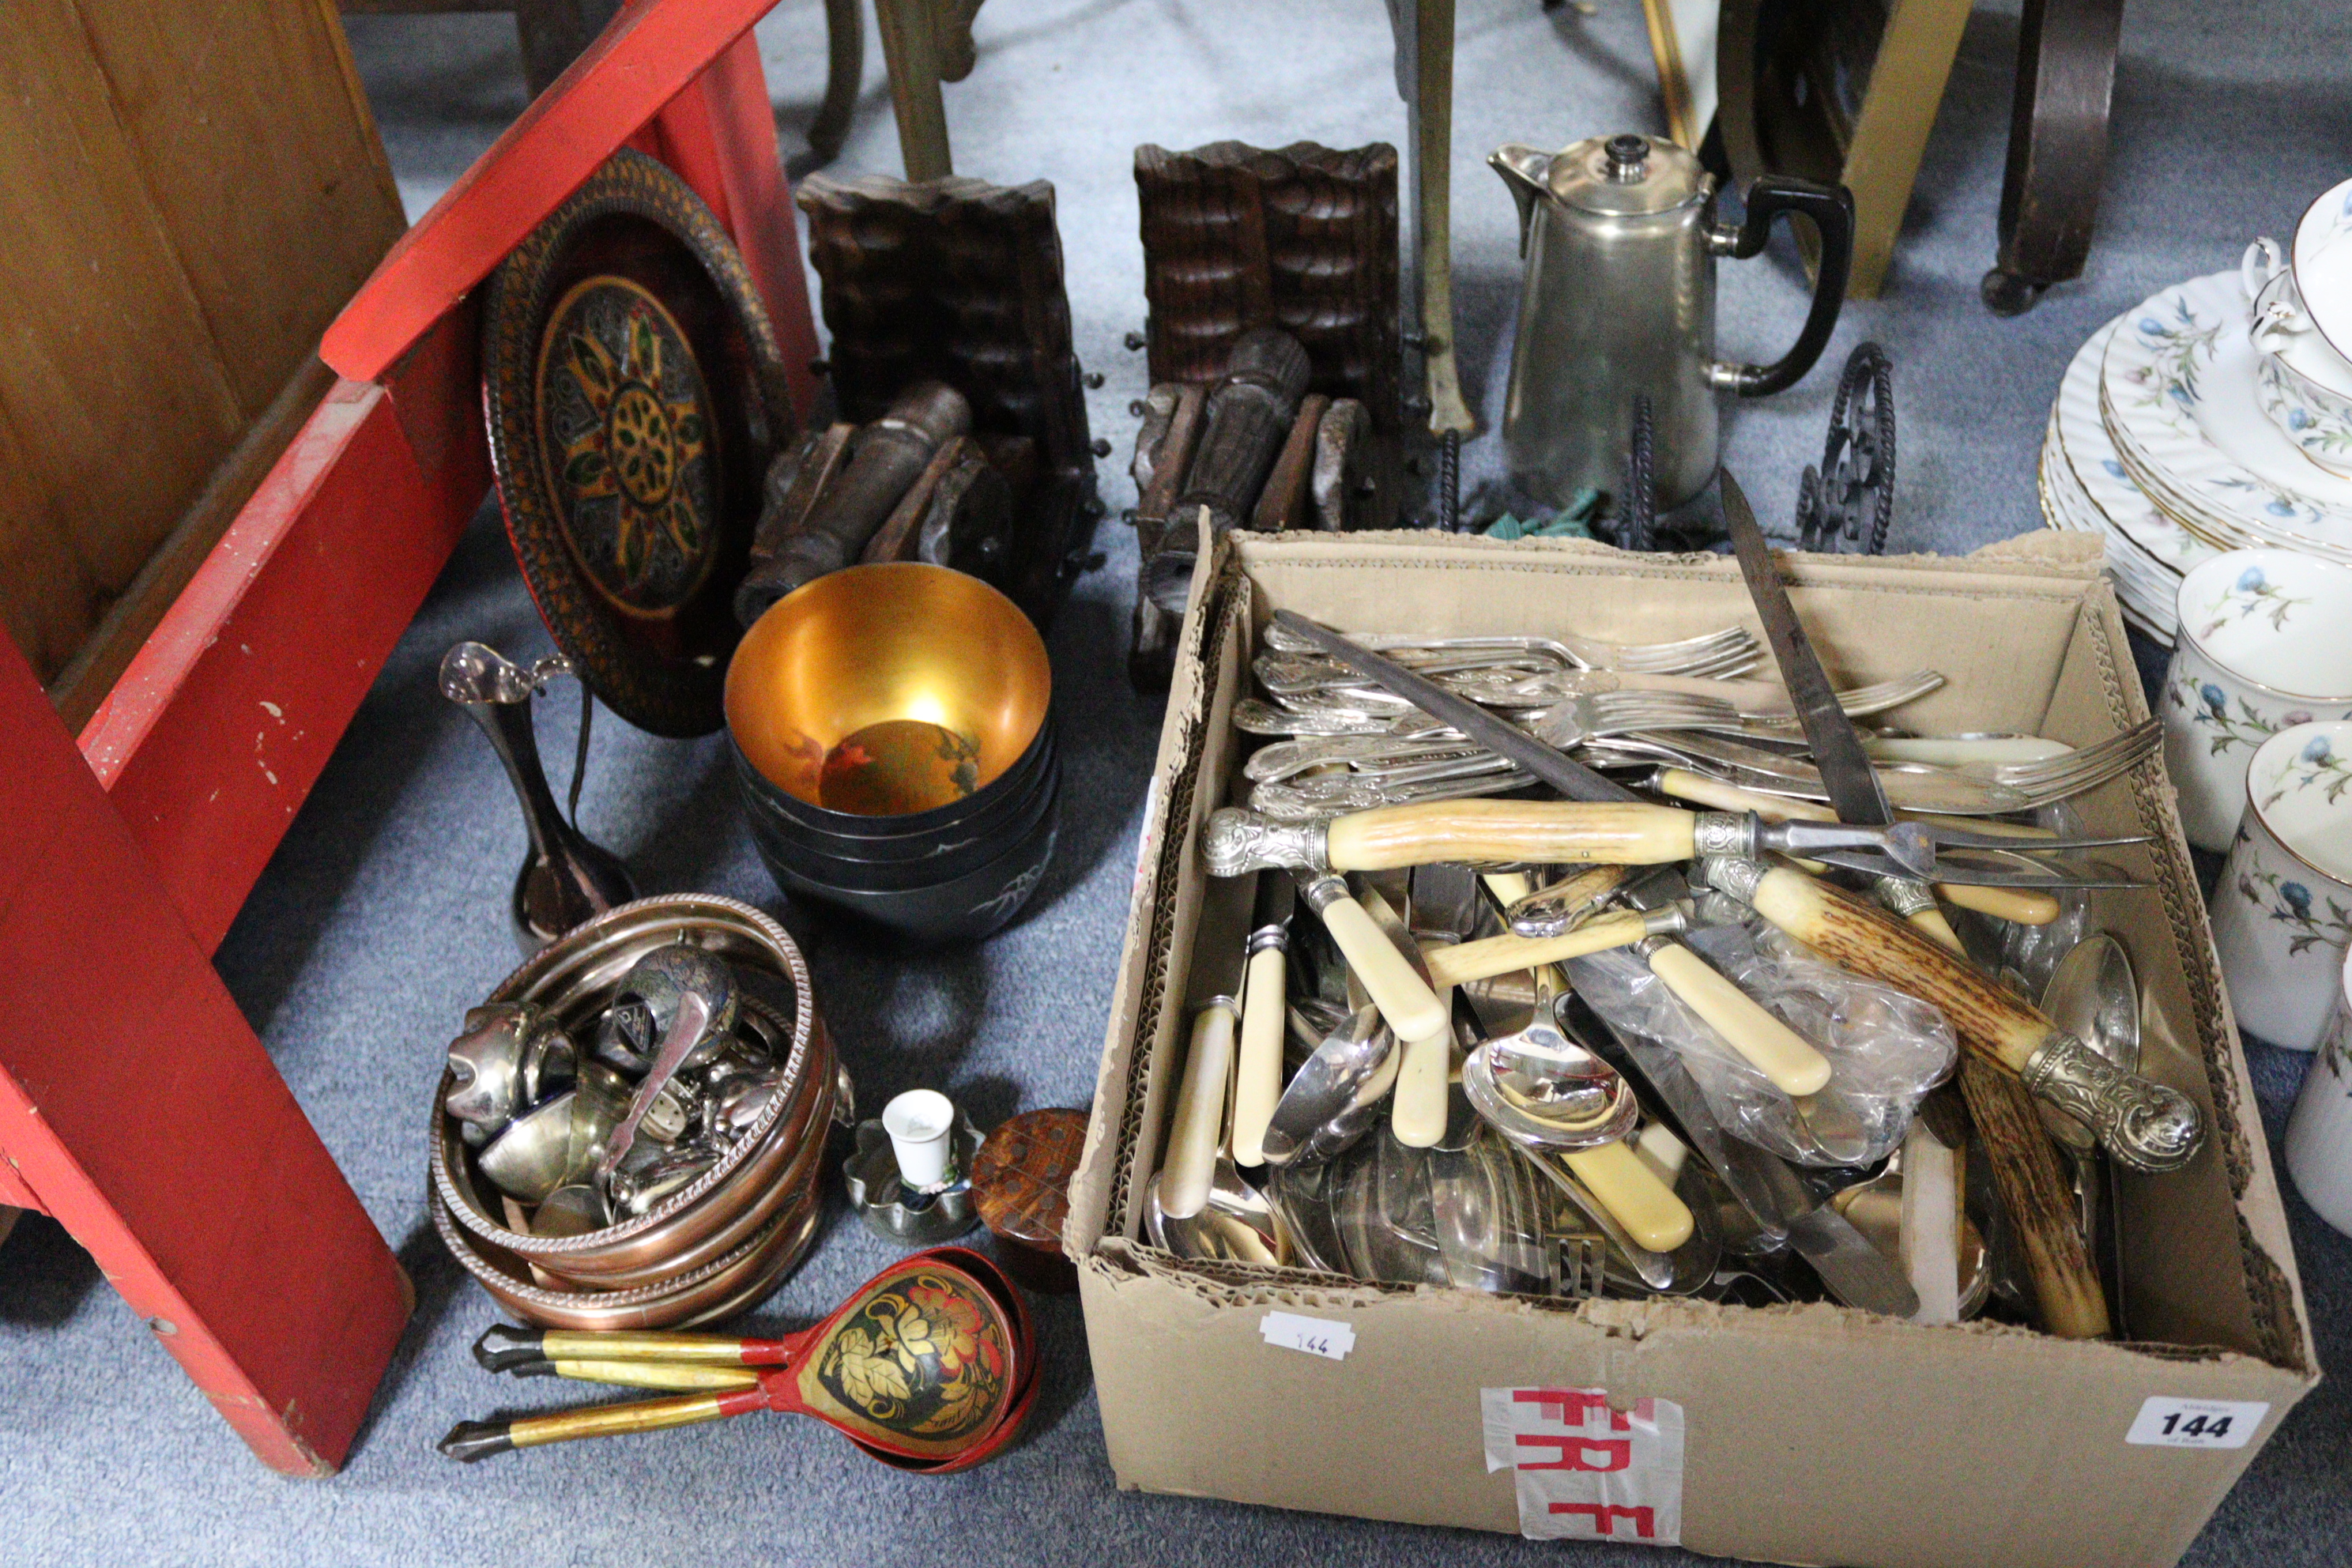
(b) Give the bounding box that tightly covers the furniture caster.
[1981,267,2046,318]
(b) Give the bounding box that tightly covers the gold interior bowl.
[725,564,1050,821]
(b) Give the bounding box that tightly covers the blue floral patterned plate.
[2100,273,2352,562]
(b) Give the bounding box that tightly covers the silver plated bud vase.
[440,641,636,954]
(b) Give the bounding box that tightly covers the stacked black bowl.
[725,563,1059,946]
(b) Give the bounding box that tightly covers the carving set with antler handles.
[1149,472,2201,1336]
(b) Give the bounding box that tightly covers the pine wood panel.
[0,0,401,691]
[74,1,404,416]
[0,2,249,612]
[0,401,102,683]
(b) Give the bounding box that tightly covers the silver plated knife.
[1603,1020,1919,1317]
[1720,470,1894,835]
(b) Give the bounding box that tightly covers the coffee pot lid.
[1546,134,1708,216]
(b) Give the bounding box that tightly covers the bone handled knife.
[1229,873,1296,1167]
[1159,871,1251,1220]
[1263,612,1838,1098]
[1421,908,1685,986]
[1294,870,1449,1045]
[1207,798,2123,889]
[1349,877,1453,1149]
[1597,1020,1919,1317]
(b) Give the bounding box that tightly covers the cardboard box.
[1068,530,2316,1568]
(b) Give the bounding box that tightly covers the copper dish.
[430,894,839,1326]
[432,1188,823,1332]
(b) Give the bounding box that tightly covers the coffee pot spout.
[1489,145,1552,258]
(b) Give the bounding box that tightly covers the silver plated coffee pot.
[1491,133,1853,511]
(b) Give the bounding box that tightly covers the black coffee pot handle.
[1716,175,1856,398]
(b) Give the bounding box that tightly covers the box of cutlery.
[1068,527,2314,1567]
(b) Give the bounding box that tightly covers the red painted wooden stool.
[0,0,820,1476]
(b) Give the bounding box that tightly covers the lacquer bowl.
[726,563,1050,827]
[729,722,1056,862]
[724,563,1062,942]
[750,770,1061,948]
[745,748,1059,893]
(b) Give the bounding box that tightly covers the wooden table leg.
[1713,0,1970,300]
[807,0,865,163]
[514,0,627,98]
[1411,0,1474,439]
[1839,0,1973,299]
[0,640,410,1476]
[1981,0,2126,316]
[873,0,952,180]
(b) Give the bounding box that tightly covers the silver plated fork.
[1595,727,2150,816]
[1525,690,1744,748]
[1262,620,1765,677]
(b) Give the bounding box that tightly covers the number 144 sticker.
[2125,1396,2270,1449]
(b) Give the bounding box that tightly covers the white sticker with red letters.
[2124,1396,2268,1449]
[1480,1386,1685,1545]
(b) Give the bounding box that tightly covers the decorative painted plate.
[484,149,797,737]
[2098,273,2352,562]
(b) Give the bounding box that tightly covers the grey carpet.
[6,1,2350,1562]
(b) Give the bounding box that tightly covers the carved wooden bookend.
[1133,140,1401,528]
[861,435,1012,579]
[1252,393,1329,533]
[733,382,970,627]
[1127,383,1205,689]
[1126,361,1370,692]
[1314,399,1374,533]
[796,173,1101,628]
[1141,328,1313,617]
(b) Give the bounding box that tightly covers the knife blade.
[1158,865,1253,1219]
[1721,469,1895,835]
[1719,471,1979,948]
[1603,1022,1920,1317]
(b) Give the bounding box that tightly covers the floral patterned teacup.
[2211,721,2352,1049]
[2285,947,2352,1235]
[2245,260,2352,477]
[2162,549,2352,850]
